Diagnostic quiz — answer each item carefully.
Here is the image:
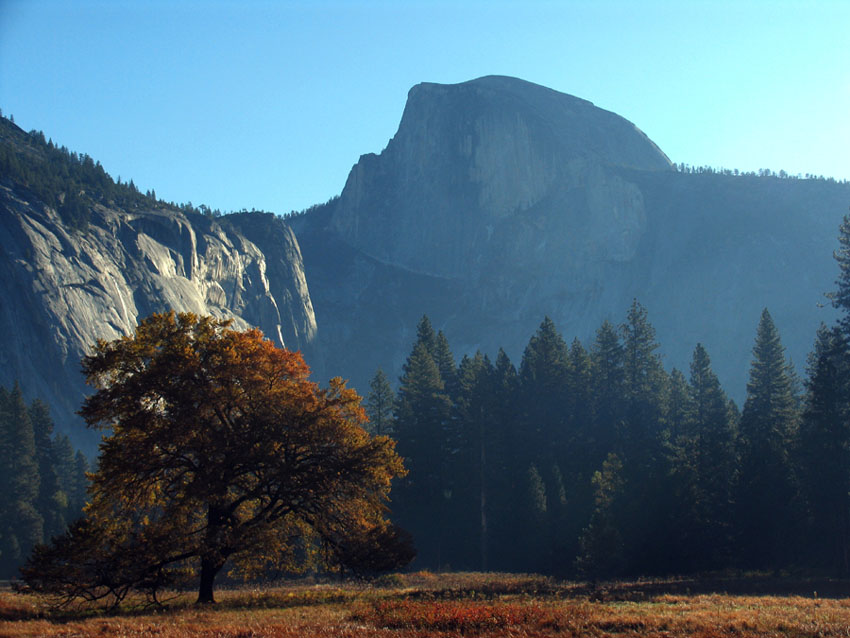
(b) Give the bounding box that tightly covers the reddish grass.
[351,595,850,637]
[3,573,850,637]
[351,598,586,632]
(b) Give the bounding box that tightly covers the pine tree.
[559,338,597,564]
[518,317,571,470]
[666,368,692,439]
[452,352,495,570]
[616,301,671,572]
[590,320,624,460]
[412,315,437,358]
[52,433,78,520]
[433,331,458,400]
[487,348,521,570]
[585,319,627,573]
[364,368,394,437]
[545,462,572,574]
[576,453,625,579]
[519,318,570,387]
[620,300,667,463]
[0,386,9,573]
[0,384,9,474]
[830,214,850,332]
[567,338,594,458]
[796,325,850,574]
[670,344,738,570]
[516,317,576,571]
[432,331,463,489]
[29,399,67,542]
[736,309,799,569]
[518,464,549,572]
[393,341,453,568]
[0,383,43,577]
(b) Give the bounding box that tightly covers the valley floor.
[2,572,849,637]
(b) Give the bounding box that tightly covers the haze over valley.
[3,2,850,621]
[1,75,848,444]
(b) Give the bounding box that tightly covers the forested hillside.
[0,383,88,578]
[0,114,220,229]
[375,247,850,577]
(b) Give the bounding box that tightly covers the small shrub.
[372,573,405,588]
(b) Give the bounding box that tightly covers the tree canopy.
[22,312,411,605]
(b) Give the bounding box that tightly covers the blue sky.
[1,0,848,215]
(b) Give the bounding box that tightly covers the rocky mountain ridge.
[0,176,315,449]
[295,76,850,400]
[329,76,673,281]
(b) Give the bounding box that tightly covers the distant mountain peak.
[329,76,672,280]
[402,75,671,171]
[411,75,594,106]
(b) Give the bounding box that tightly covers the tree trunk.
[480,416,488,572]
[197,504,229,604]
[197,555,224,604]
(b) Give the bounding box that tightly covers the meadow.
[2,572,850,637]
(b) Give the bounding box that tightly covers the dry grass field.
[2,572,850,637]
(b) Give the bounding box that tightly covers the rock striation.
[0,191,315,448]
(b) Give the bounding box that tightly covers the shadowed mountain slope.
[293,76,849,399]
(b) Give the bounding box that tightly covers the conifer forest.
[0,384,89,578]
[370,217,850,578]
[4,225,850,587]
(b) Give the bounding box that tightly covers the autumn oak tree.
[22,312,411,605]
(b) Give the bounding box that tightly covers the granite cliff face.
[296,76,850,399]
[0,189,315,447]
[330,76,672,280]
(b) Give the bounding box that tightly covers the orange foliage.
[23,312,409,606]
